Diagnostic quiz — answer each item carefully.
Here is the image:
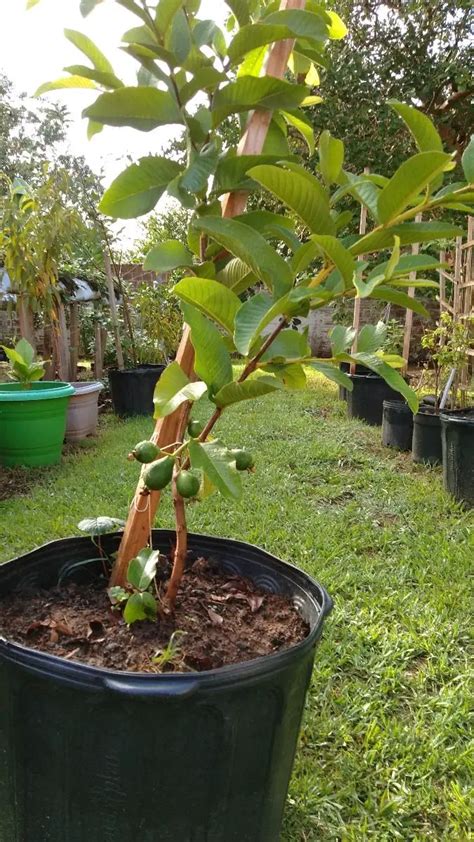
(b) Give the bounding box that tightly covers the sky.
[1,0,227,242]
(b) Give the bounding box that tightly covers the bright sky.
[1,0,226,241]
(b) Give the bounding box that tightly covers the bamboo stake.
[112,0,307,584]
[55,301,70,382]
[104,252,124,371]
[350,168,369,373]
[402,212,422,373]
[69,302,80,381]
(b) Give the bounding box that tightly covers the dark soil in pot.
[440,408,474,507]
[0,556,308,673]
[412,406,442,465]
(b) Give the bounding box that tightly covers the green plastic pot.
[0,382,74,467]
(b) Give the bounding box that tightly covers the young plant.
[37,0,474,610]
[1,338,45,388]
[421,312,474,409]
[108,548,160,624]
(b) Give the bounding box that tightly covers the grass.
[0,372,472,840]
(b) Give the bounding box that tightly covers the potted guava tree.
[0,339,73,466]
[1,1,473,840]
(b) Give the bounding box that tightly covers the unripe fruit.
[188,419,204,438]
[130,440,160,464]
[176,470,201,499]
[233,449,254,471]
[143,456,175,491]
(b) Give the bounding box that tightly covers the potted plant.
[0,338,73,466]
[1,1,473,838]
[414,312,473,468]
[65,379,104,442]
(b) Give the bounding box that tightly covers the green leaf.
[346,352,419,412]
[326,10,347,39]
[144,240,193,272]
[173,276,241,334]
[166,8,192,63]
[319,130,344,185]
[212,76,308,126]
[26,0,41,7]
[99,156,182,218]
[15,338,35,366]
[384,236,401,281]
[282,109,315,154]
[128,548,160,590]
[265,9,330,41]
[189,439,242,500]
[356,322,387,353]
[233,292,275,355]
[193,216,294,298]
[462,135,474,183]
[35,76,98,96]
[248,164,335,235]
[77,516,125,536]
[181,303,233,394]
[369,286,428,317]
[179,143,219,194]
[80,0,105,15]
[123,592,157,624]
[155,0,185,35]
[180,67,225,104]
[351,222,464,257]
[64,28,115,74]
[63,65,123,89]
[217,258,256,295]
[214,154,285,195]
[214,376,284,408]
[389,100,443,153]
[330,324,356,355]
[366,253,445,281]
[259,328,310,363]
[153,361,207,418]
[83,87,183,131]
[377,151,454,224]
[228,23,292,65]
[310,361,353,390]
[265,362,307,389]
[223,0,250,26]
[309,234,355,286]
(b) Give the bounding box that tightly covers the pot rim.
[0,381,74,402]
[70,381,104,396]
[0,530,332,694]
[440,407,474,425]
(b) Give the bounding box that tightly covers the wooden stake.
[402,212,422,372]
[112,0,307,584]
[94,302,103,380]
[54,301,70,382]
[350,168,369,372]
[69,302,79,381]
[104,252,124,371]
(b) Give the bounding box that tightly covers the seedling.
[1,339,45,388]
[108,548,160,625]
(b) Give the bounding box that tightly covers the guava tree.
[37,0,474,611]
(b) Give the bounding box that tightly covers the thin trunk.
[104,252,125,370]
[69,303,80,381]
[166,470,188,608]
[17,295,35,349]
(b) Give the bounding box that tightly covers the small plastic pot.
[338,362,366,402]
[440,408,474,507]
[109,364,165,417]
[346,373,402,426]
[412,406,442,465]
[65,381,103,442]
[0,530,332,842]
[382,400,413,451]
[0,381,74,467]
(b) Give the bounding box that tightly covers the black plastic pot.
[412,406,442,465]
[0,530,332,842]
[109,363,165,417]
[382,400,414,451]
[346,373,402,426]
[338,362,366,401]
[441,408,474,507]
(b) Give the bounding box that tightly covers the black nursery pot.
[382,400,414,451]
[338,361,366,401]
[109,363,165,417]
[412,406,442,465]
[346,373,401,426]
[0,530,332,842]
[441,408,474,507]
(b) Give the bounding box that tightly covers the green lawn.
[0,373,472,840]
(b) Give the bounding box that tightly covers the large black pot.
[109,363,165,417]
[0,530,332,842]
[441,408,474,507]
[382,400,413,451]
[412,406,442,465]
[338,362,366,401]
[346,373,401,426]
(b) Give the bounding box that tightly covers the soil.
[0,557,309,673]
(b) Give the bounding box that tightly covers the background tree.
[307,0,473,175]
